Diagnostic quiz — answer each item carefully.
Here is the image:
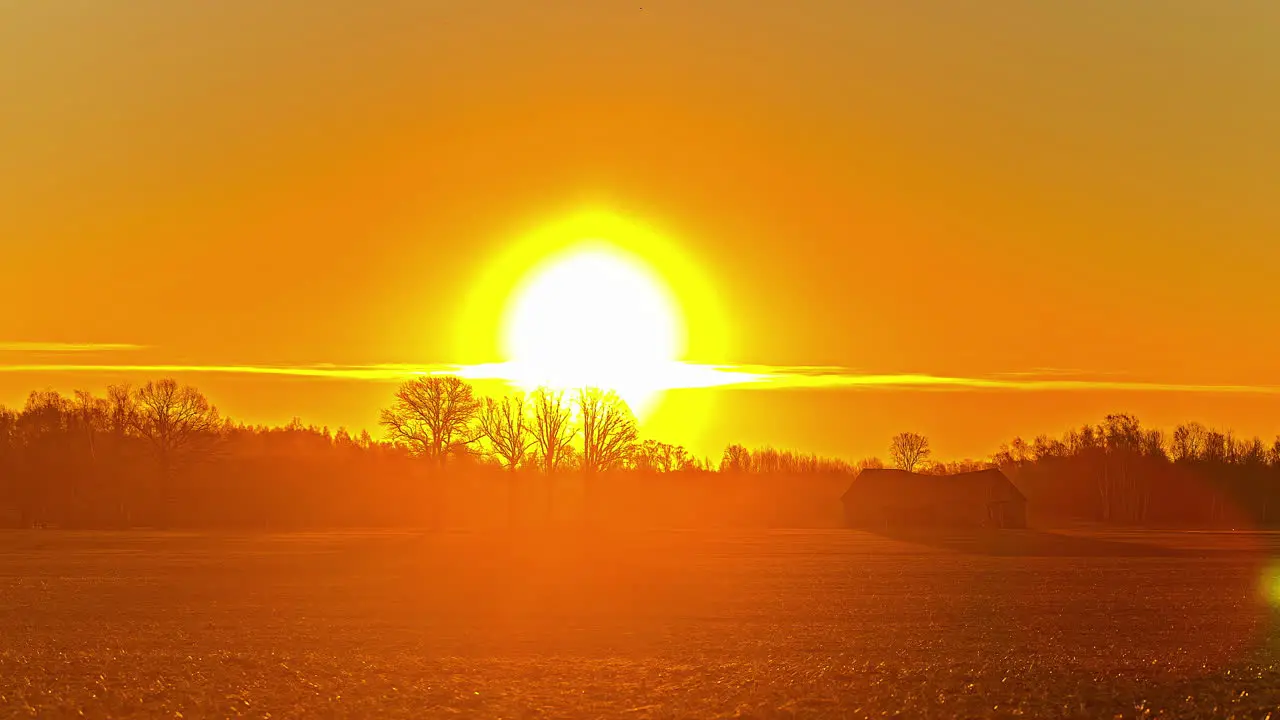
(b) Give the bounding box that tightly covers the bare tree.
[98,384,138,525]
[106,384,135,438]
[1099,413,1146,522]
[633,439,663,472]
[128,379,221,525]
[1010,436,1032,464]
[379,376,481,466]
[478,393,534,471]
[633,440,695,473]
[578,387,638,474]
[71,390,108,461]
[1171,422,1208,462]
[552,444,581,472]
[670,445,695,472]
[720,444,752,473]
[856,457,885,472]
[1141,429,1167,461]
[1241,437,1269,466]
[1032,434,1068,461]
[889,432,931,472]
[530,387,577,475]
[130,379,222,473]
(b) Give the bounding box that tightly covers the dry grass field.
[2,527,1280,718]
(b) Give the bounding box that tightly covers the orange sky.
[1,2,1277,462]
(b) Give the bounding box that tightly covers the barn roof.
[841,467,1026,506]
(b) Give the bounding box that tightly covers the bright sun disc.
[501,242,684,414]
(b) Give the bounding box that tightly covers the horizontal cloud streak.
[0,342,145,353]
[0,364,416,380]
[721,366,1280,395]
[0,360,1275,396]
[988,367,1129,378]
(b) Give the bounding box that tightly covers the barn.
[841,468,1027,529]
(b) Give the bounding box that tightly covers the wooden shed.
[841,468,1027,529]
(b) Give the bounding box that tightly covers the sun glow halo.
[454,210,731,428]
[501,243,684,414]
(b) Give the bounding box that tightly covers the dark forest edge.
[0,377,1277,530]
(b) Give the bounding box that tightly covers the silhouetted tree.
[12,392,73,526]
[716,445,854,475]
[0,407,19,524]
[130,380,221,473]
[856,457,885,472]
[996,438,1037,470]
[1171,422,1207,463]
[531,387,576,475]
[578,387,638,473]
[478,393,533,471]
[1032,435,1068,461]
[634,440,668,472]
[379,376,481,466]
[995,413,1280,527]
[334,427,356,451]
[71,390,107,459]
[889,432,931,472]
[127,380,221,525]
[1094,413,1153,521]
[720,444,752,473]
[922,458,994,475]
[752,447,784,474]
[6,374,1280,532]
[631,441,696,473]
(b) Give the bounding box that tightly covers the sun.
[501,242,684,414]
[454,209,732,427]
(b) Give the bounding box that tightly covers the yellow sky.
[1,2,1277,460]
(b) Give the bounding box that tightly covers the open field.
[3,528,1280,718]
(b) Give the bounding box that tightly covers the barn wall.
[1000,502,1028,528]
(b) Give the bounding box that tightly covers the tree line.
[852,421,1280,527]
[0,377,1276,528]
[0,380,417,528]
[0,376,846,529]
[992,414,1280,526]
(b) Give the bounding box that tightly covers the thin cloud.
[989,367,1129,378]
[725,366,1280,395]
[0,364,419,380]
[0,360,1276,396]
[0,342,145,353]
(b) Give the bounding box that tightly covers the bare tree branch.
[128,379,222,494]
[478,393,534,470]
[530,387,577,474]
[889,432,931,473]
[578,387,638,474]
[379,376,481,466]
